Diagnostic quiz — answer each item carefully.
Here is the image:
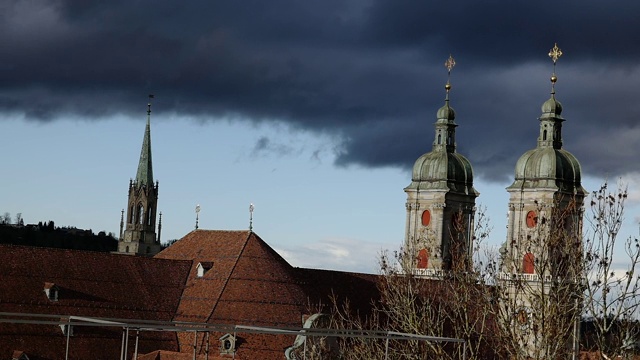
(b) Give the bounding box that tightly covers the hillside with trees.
[0,212,117,252]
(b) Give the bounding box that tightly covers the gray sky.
[3,1,640,273]
[4,1,640,181]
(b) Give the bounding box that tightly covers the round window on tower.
[526,211,538,228]
[421,210,431,226]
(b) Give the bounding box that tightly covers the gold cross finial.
[548,43,562,64]
[444,55,455,94]
[445,54,456,73]
[548,43,562,95]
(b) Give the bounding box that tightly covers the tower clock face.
[526,211,538,228]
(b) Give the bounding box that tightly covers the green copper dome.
[405,100,478,195]
[541,96,563,118]
[407,151,476,194]
[508,95,585,194]
[436,102,456,120]
[510,147,582,191]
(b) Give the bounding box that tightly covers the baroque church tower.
[499,44,586,359]
[404,56,479,273]
[118,98,162,256]
[502,44,586,274]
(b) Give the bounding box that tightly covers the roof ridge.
[0,244,189,264]
[202,231,252,324]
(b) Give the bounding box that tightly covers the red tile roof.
[0,244,191,360]
[156,230,310,359]
[0,230,383,360]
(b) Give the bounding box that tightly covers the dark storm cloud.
[3,1,640,181]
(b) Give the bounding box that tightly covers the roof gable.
[156,230,309,356]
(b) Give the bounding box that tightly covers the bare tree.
[313,182,640,360]
[493,197,583,360]
[325,207,501,360]
[14,212,23,226]
[1,212,11,225]
[582,182,640,359]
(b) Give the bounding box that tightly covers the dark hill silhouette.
[0,222,117,252]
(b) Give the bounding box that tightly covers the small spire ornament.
[548,43,562,95]
[249,203,255,232]
[548,43,563,64]
[147,94,155,116]
[444,54,456,94]
[195,204,200,230]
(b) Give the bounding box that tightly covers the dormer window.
[44,282,59,301]
[219,333,236,355]
[196,262,213,278]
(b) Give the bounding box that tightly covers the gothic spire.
[135,95,154,187]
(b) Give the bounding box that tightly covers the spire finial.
[249,203,255,232]
[548,43,562,96]
[444,54,456,98]
[147,94,154,117]
[195,204,200,230]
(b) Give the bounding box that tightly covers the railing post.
[385,335,389,360]
[193,331,198,360]
[64,319,71,360]
[124,327,130,359]
[120,327,126,360]
[133,329,140,360]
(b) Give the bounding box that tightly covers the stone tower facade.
[118,102,162,256]
[404,57,478,274]
[499,45,586,359]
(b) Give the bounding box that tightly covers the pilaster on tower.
[403,55,478,276]
[117,95,162,256]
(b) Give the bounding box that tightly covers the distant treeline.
[0,221,117,252]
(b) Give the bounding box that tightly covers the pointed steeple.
[118,95,161,256]
[135,100,154,187]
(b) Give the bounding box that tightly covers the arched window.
[125,246,129,253]
[522,252,535,274]
[137,204,144,225]
[147,206,153,226]
[437,134,441,144]
[543,130,547,141]
[129,206,134,224]
[417,249,429,269]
